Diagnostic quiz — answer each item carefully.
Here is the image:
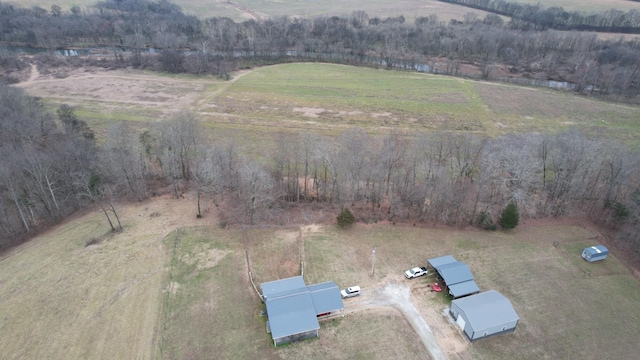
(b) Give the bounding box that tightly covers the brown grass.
[3,194,640,359]
[0,195,204,360]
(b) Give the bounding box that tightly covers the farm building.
[449,290,519,342]
[261,276,344,346]
[428,255,480,298]
[582,245,609,262]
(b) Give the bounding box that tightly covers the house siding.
[274,329,318,346]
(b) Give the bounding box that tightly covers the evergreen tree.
[499,202,519,229]
[337,208,355,228]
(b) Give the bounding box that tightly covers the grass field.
[159,225,433,359]
[0,195,203,360]
[9,0,491,22]
[9,0,640,21]
[2,197,640,359]
[20,63,640,150]
[301,223,640,359]
[12,0,638,21]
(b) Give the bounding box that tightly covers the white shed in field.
[449,290,519,342]
[582,245,609,262]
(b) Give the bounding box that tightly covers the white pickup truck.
[404,267,428,279]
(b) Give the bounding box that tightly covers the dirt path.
[225,1,266,21]
[343,282,447,360]
[16,63,39,87]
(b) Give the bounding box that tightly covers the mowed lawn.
[2,204,639,359]
[160,222,640,359]
[301,223,640,359]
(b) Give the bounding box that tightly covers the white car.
[341,286,361,299]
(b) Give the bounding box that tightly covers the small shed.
[450,290,519,342]
[582,245,609,262]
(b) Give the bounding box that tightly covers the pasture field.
[159,225,432,360]
[0,195,203,360]
[2,194,640,359]
[11,0,638,21]
[19,63,640,149]
[9,0,492,22]
[301,223,640,359]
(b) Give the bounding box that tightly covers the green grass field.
[22,63,640,150]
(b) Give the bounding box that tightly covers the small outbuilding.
[261,276,344,346]
[582,245,609,262]
[449,290,519,342]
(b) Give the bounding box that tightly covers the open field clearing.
[13,0,638,21]
[2,193,640,359]
[302,223,640,359]
[0,195,203,360]
[157,220,640,359]
[512,0,640,12]
[160,226,432,359]
[11,0,495,22]
[18,63,640,148]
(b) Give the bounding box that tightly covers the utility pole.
[372,247,376,276]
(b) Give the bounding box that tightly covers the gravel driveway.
[342,282,447,360]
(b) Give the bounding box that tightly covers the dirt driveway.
[342,282,449,360]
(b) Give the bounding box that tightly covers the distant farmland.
[14,0,638,22]
[20,63,640,149]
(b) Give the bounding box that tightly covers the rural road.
[343,283,447,360]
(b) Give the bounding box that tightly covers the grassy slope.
[24,64,640,149]
[216,64,640,146]
[0,212,163,359]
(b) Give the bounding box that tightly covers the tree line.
[439,0,640,33]
[1,82,639,255]
[1,0,640,100]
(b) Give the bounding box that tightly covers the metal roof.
[584,245,609,255]
[437,261,474,285]
[448,280,480,298]
[452,290,519,332]
[308,282,344,315]
[261,276,306,299]
[261,277,344,341]
[264,291,319,339]
[428,255,457,269]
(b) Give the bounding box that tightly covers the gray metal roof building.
[428,256,480,298]
[449,290,519,342]
[582,245,609,262]
[261,276,344,346]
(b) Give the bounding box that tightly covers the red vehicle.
[431,283,442,292]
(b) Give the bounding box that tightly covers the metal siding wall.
[474,320,518,340]
[275,329,319,346]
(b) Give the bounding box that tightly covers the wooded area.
[439,0,640,33]
[1,0,639,99]
[1,82,639,255]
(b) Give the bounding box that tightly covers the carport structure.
[261,276,344,346]
[427,255,480,298]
